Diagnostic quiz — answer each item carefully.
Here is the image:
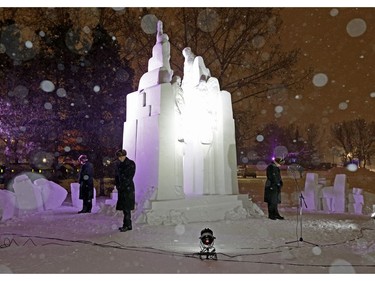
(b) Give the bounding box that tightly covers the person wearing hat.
[77,154,94,213]
[114,149,136,232]
[264,157,285,220]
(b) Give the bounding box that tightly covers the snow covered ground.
[1,196,375,275]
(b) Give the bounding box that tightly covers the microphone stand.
[285,169,318,247]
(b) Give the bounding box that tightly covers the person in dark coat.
[115,149,136,232]
[264,157,285,220]
[78,154,94,213]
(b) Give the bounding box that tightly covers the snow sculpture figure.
[180,47,238,195]
[154,21,172,72]
[173,76,185,142]
[139,20,173,90]
[182,47,211,87]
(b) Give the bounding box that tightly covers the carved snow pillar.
[123,21,183,203]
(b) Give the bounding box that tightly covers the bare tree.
[331,119,375,168]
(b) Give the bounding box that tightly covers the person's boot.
[119,226,132,232]
[275,209,284,220]
[268,205,276,220]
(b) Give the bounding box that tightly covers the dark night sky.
[256,8,375,129]
[234,6,375,161]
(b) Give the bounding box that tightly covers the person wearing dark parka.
[115,149,136,232]
[264,157,285,220]
[77,154,94,213]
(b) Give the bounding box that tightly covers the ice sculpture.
[13,174,44,213]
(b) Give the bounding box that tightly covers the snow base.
[135,194,264,225]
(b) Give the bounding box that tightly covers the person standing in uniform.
[115,149,136,232]
[78,154,94,213]
[264,157,285,220]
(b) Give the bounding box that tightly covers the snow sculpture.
[182,47,211,88]
[122,21,248,224]
[347,187,364,214]
[0,189,17,221]
[138,20,173,91]
[180,47,238,195]
[302,173,323,211]
[13,174,44,213]
[123,20,184,204]
[1,174,68,220]
[70,182,96,210]
[320,174,348,213]
[33,178,67,210]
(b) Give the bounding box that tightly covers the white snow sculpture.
[347,187,364,214]
[320,174,348,213]
[180,47,238,195]
[13,174,44,213]
[122,21,246,224]
[302,173,323,211]
[123,20,184,204]
[1,174,68,220]
[182,47,211,87]
[138,20,173,91]
[70,182,96,209]
[33,178,67,210]
[0,189,17,221]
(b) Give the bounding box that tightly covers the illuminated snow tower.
[123,21,183,203]
[122,21,257,224]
